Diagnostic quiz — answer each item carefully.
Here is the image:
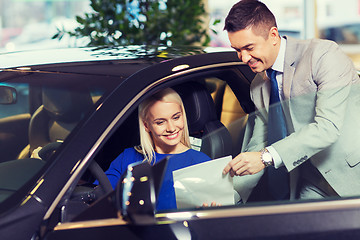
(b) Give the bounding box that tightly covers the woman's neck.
[155,143,189,154]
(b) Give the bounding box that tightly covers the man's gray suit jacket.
[243,36,360,198]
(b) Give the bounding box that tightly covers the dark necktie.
[266,68,290,200]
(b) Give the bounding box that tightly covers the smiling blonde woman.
[101,88,211,211]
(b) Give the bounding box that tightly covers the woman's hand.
[202,202,222,207]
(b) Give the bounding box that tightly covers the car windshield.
[0,68,118,205]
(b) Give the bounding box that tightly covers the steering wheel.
[38,142,113,196]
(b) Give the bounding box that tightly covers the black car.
[0,46,360,240]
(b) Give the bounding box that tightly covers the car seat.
[18,87,94,159]
[174,81,233,159]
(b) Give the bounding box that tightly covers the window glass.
[0,70,113,206]
[65,68,250,223]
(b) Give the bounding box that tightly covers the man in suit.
[223,0,360,200]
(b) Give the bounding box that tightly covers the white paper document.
[173,155,234,209]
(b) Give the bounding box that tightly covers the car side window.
[65,70,253,224]
[205,77,249,157]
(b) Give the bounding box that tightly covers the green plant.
[54,0,217,46]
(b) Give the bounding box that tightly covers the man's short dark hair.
[224,0,277,38]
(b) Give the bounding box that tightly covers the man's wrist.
[260,148,274,167]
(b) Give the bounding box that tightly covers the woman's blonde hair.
[136,88,190,164]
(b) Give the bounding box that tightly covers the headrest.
[173,82,218,136]
[42,88,93,123]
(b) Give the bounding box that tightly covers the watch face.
[261,151,273,167]
[263,152,272,163]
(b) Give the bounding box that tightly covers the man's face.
[228,27,280,73]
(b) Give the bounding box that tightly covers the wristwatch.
[260,148,273,167]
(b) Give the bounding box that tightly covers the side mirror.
[0,86,17,104]
[115,157,169,224]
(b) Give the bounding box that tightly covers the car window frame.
[44,62,251,223]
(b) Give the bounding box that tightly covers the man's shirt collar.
[271,37,286,73]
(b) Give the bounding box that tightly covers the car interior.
[17,87,95,160]
[56,77,251,223]
[62,73,253,220]
[173,81,233,159]
[93,76,252,177]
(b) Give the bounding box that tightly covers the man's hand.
[223,152,264,177]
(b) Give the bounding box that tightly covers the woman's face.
[144,100,186,154]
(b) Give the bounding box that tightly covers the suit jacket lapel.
[255,72,270,110]
[253,37,300,114]
[257,36,298,107]
[283,36,297,99]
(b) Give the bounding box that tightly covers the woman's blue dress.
[103,147,211,211]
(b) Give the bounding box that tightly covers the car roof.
[0,45,231,70]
